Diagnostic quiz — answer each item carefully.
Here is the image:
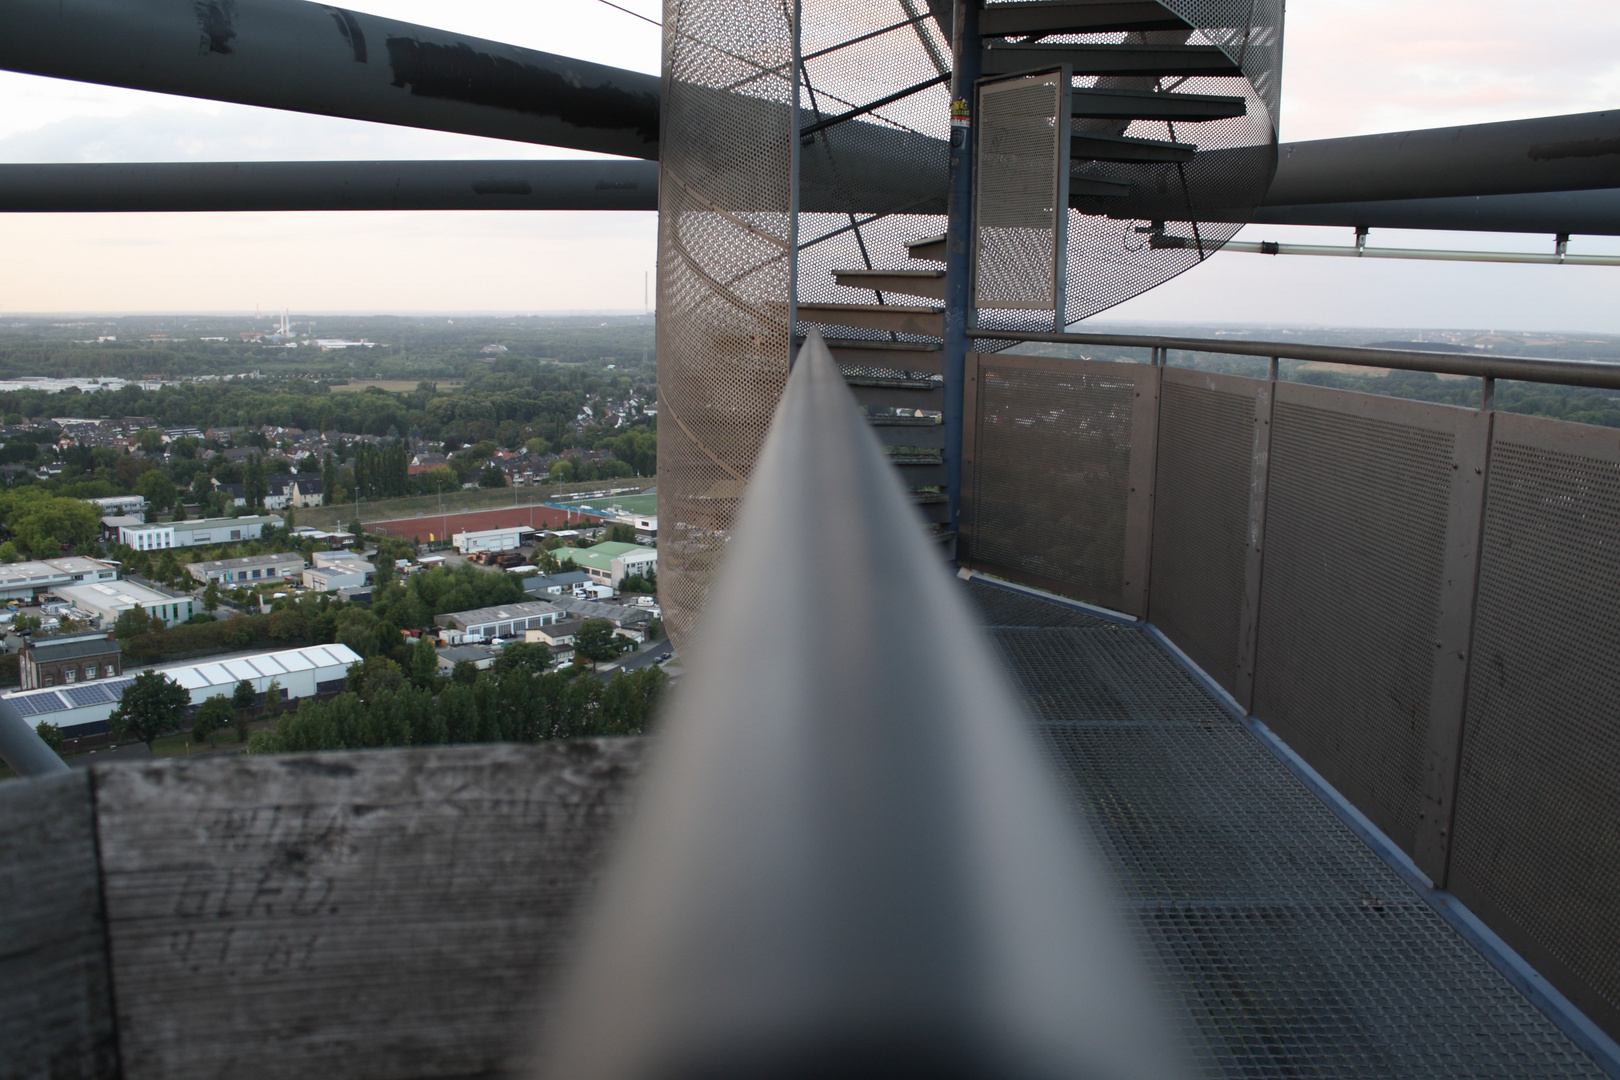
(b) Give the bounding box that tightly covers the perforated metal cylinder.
[655,0,797,648]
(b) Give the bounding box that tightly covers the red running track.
[368,503,605,542]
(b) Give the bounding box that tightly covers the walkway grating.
[965,579,1607,1079]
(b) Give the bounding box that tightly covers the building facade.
[452,527,531,554]
[0,558,119,602]
[59,581,195,628]
[435,599,562,641]
[18,632,122,690]
[187,552,307,587]
[556,541,658,588]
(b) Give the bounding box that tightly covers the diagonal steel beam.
[0,0,661,161]
[0,160,659,212]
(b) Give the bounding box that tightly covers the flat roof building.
[188,552,306,587]
[435,599,562,642]
[304,558,374,593]
[58,580,195,628]
[0,557,119,602]
[119,515,280,550]
[555,541,657,588]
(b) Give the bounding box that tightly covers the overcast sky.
[1,0,1617,329]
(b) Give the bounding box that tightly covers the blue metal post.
[941,0,980,542]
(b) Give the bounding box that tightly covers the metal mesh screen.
[966,358,1137,610]
[975,71,1066,312]
[1148,374,1259,695]
[1449,423,1620,1034]
[655,0,797,648]
[1250,397,1456,854]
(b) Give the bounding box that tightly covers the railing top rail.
[970,329,1620,391]
[534,330,1185,1080]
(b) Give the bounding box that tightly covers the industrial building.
[87,495,146,519]
[0,557,119,602]
[0,642,361,737]
[117,515,280,550]
[58,580,195,628]
[187,552,307,587]
[556,541,657,589]
[435,599,562,642]
[451,527,531,554]
[303,557,374,593]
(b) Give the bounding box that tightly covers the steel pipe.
[1246,188,1620,236]
[969,329,1620,390]
[0,0,660,160]
[1163,237,1620,266]
[534,330,1185,1080]
[0,698,70,777]
[0,160,659,213]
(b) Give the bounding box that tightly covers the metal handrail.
[970,329,1620,391]
[533,330,1185,1079]
[0,697,70,777]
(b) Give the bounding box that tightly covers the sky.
[0,0,1617,329]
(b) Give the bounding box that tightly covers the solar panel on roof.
[104,678,135,698]
[62,684,113,708]
[10,692,66,716]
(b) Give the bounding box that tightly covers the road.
[603,639,674,679]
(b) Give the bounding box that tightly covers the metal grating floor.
[964,579,1607,1078]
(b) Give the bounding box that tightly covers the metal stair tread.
[1071,131,1197,163]
[843,374,940,389]
[1070,87,1246,121]
[832,268,945,280]
[799,302,943,315]
[906,234,948,263]
[1070,175,1133,198]
[866,413,942,426]
[979,0,1191,36]
[982,41,1242,78]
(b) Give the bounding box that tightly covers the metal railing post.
[940,0,982,541]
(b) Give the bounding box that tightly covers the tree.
[451,659,479,685]
[264,677,284,717]
[108,671,190,751]
[232,678,257,711]
[533,547,562,575]
[190,695,233,747]
[113,604,159,640]
[607,522,636,544]
[493,641,552,678]
[34,720,63,753]
[203,579,221,613]
[408,635,441,690]
[244,453,268,510]
[574,620,632,666]
[135,470,177,513]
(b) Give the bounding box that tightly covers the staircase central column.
[942,0,981,542]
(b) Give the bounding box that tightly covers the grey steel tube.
[0,0,660,160]
[0,160,659,212]
[534,330,1185,1080]
[1264,110,1620,205]
[1245,187,1620,235]
[0,697,69,777]
[969,329,1620,390]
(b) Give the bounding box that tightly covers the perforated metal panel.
[1449,413,1620,1039]
[964,579,1608,1079]
[1250,386,1468,855]
[655,0,797,648]
[975,70,1067,313]
[964,355,1157,613]
[1148,370,1262,694]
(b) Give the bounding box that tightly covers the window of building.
[266,568,276,577]
[231,530,242,540]
[84,666,96,680]
[252,570,261,579]
[44,675,54,686]
[105,664,116,677]
[64,669,76,682]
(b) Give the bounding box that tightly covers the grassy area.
[294,477,655,529]
[0,718,278,782]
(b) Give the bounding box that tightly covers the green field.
[558,491,658,517]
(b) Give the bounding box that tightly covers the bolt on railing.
[532,330,1186,1079]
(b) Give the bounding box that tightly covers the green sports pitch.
[557,491,658,517]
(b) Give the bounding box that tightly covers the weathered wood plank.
[0,769,119,1080]
[92,740,647,1080]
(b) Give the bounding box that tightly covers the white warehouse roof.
[164,643,360,693]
